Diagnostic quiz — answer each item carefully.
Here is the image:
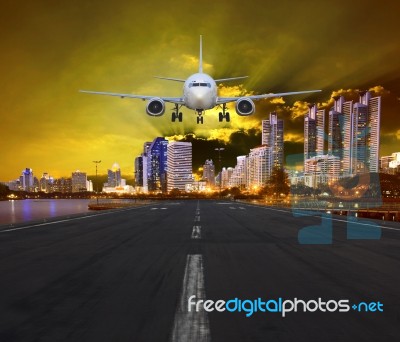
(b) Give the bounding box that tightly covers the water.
[0,199,90,225]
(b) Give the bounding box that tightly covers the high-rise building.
[71,170,87,192]
[107,162,122,187]
[328,96,350,173]
[50,178,72,193]
[262,112,284,169]
[246,145,273,190]
[304,104,325,163]
[329,91,381,176]
[220,167,234,189]
[20,168,34,192]
[134,156,144,187]
[229,156,247,189]
[147,137,168,193]
[167,141,193,192]
[360,91,380,173]
[304,155,340,188]
[202,159,215,187]
[39,173,50,193]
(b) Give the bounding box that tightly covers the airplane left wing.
[79,90,184,104]
[216,89,321,104]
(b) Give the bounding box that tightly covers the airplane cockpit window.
[189,82,211,88]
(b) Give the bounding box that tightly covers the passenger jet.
[80,36,321,124]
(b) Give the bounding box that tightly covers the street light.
[312,158,323,200]
[93,160,101,204]
[215,147,225,198]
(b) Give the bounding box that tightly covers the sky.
[1,0,400,180]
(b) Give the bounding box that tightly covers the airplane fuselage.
[183,73,217,111]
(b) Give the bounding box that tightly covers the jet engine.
[235,98,255,116]
[146,98,165,116]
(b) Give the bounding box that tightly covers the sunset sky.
[1,0,400,180]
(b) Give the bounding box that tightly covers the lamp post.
[215,147,224,198]
[313,158,323,200]
[93,160,101,204]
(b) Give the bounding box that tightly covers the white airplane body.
[81,36,321,124]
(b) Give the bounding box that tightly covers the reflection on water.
[0,199,90,225]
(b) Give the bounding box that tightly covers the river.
[0,199,91,225]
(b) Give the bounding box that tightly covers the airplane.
[80,36,321,124]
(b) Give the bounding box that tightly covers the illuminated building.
[167,141,193,192]
[107,162,122,187]
[329,91,381,175]
[202,159,215,187]
[147,137,168,193]
[262,112,284,169]
[228,156,247,189]
[246,145,273,189]
[304,104,325,163]
[20,168,34,192]
[71,170,87,192]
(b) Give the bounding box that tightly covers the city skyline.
[1,1,399,180]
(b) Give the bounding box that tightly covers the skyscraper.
[304,104,325,163]
[134,156,143,187]
[20,168,34,192]
[328,96,347,173]
[246,145,273,189]
[262,112,284,169]
[167,141,193,192]
[107,162,122,187]
[229,156,247,189]
[147,137,168,193]
[202,159,215,187]
[328,91,381,175]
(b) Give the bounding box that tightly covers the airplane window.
[193,83,199,87]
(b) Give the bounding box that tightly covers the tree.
[0,183,10,197]
[263,167,290,198]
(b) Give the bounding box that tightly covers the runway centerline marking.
[191,226,201,239]
[170,254,210,342]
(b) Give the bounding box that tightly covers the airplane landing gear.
[196,110,204,124]
[218,103,230,122]
[171,104,183,122]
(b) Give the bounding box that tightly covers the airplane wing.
[216,90,321,104]
[79,90,184,104]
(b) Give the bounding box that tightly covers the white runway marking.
[239,207,246,210]
[229,207,236,210]
[170,255,210,342]
[194,216,200,222]
[191,226,201,239]
[151,208,159,210]
[160,208,168,210]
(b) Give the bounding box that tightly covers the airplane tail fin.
[199,35,203,73]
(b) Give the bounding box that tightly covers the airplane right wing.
[216,89,321,104]
[79,90,184,104]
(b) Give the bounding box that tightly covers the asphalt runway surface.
[0,200,399,341]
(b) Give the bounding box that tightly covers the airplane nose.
[195,93,204,101]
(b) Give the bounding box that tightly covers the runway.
[0,200,399,341]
